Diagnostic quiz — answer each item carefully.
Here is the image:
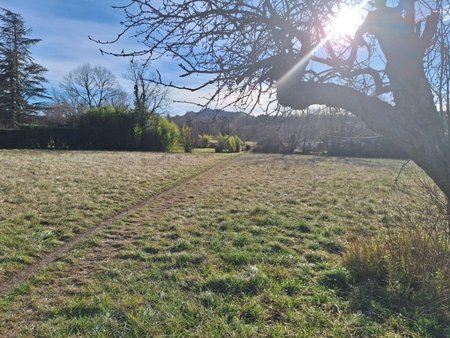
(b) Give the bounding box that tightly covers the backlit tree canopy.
[102,0,450,202]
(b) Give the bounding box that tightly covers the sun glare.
[327,7,365,40]
[277,2,369,88]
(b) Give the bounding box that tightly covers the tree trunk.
[447,198,450,234]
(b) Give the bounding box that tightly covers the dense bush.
[234,135,243,152]
[327,138,407,159]
[155,117,180,152]
[197,134,213,148]
[215,134,242,153]
[254,134,407,158]
[0,125,87,149]
[254,137,285,154]
[76,106,136,150]
[180,124,193,153]
[132,115,180,152]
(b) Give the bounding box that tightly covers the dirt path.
[0,155,238,297]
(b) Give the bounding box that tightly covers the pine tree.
[0,8,48,128]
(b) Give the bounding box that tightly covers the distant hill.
[171,109,254,137]
[185,109,247,121]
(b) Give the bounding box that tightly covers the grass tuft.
[204,273,267,296]
[318,268,350,292]
[297,220,312,233]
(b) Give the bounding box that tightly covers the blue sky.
[0,0,204,115]
[2,1,449,116]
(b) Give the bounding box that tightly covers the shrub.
[227,135,236,152]
[254,136,285,154]
[215,134,227,153]
[215,134,242,153]
[0,109,180,152]
[138,123,161,151]
[156,117,180,152]
[327,137,408,159]
[139,116,180,152]
[343,178,450,317]
[180,124,193,153]
[197,134,213,148]
[233,135,242,152]
[0,125,87,149]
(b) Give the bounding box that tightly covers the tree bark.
[447,198,450,234]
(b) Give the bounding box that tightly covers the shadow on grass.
[203,274,267,296]
[316,266,449,336]
[345,281,449,337]
[56,302,104,319]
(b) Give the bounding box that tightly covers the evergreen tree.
[0,8,48,128]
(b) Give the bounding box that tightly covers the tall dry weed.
[344,174,450,315]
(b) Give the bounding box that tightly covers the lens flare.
[277,1,369,88]
[327,7,366,40]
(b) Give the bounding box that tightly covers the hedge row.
[0,127,88,150]
[0,126,176,151]
[0,109,179,151]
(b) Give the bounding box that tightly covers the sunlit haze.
[327,6,366,40]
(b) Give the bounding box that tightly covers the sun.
[326,6,366,40]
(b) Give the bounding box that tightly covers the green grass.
[0,153,448,336]
[192,147,216,153]
[0,150,227,280]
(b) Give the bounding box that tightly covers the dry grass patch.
[344,174,450,328]
[0,150,226,280]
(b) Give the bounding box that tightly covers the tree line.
[172,108,407,158]
[0,8,181,151]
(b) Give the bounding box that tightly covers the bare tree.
[101,0,450,206]
[274,112,309,154]
[125,60,169,116]
[59,63,128,112]
[44,102,76,127]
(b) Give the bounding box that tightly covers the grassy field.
[0,152,448,336]
[0,150,227,281]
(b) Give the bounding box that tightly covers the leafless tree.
[44,102,76,127]
[100,0,450,211]
[60,63,128,112]
[273,111,311,154]
[125,60,169,116]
